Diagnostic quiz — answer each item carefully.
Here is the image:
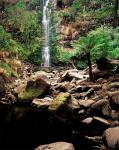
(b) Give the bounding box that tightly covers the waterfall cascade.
[42,0,51,67]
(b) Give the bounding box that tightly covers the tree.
[114,0,119,18]
[72,26,119,81]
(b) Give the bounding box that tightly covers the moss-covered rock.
[18,77,50,102]
[48,92,70,112]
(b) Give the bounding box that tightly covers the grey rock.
[35,142,75,150]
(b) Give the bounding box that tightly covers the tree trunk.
[87,52,94,82]
[114,0,118,18]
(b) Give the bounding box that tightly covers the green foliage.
[72,26,119,65]
[28,47,42,65]
[0,25,22,53]
[0,62,17,77]
[4,0,42,61]
[60,25,118,70]
[57,46,76,64]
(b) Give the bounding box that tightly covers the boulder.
[48,92,70,112]
[35,142,75,150]
[48,92,80,123]
[111,110,119,120]
[67,96,80,110]
[32,97,53,110]
[78,100,95,108]
[17,77,50,102]
[14,83,26,94]
[91,99,111,117]
[30,71,49,80]
[103,126,119,149]
[61,70,88,82]
[110,94,119,108]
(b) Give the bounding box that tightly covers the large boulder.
[35,142,75,150]
[110,94,119,109]
[17,77,50,102]
[48,92,80,123]
[103,126,119,149]
[61,70,88,82]
[48,92,70,112]
[91,99,111,117]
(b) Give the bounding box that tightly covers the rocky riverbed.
[0,65,119,150]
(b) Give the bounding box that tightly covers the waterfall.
[42,0,51,67]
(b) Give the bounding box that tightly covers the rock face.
[0,0,19,4]
[17,77,50,102]
[0,75,6,96]
[103,127,119,149]
[0,68,7,97]
[35,142,75,150]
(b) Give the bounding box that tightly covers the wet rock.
[78,99,95,108]
[93,69,110,80]
[111,110,119,120]
[32,97,53,110]
[48,92,80,123]
[53,81,72,92]
[91,99,111,117]
[61,70,88,81]
[80,88,94,98]
[81,117,93,125]
[30,71,49,80]
[93,116,110,126]
[103,126,119,149]
[14,83,26,94]
[69,85,90,94]
[111,121,119,127]
[78,109,85,115]
[110,94,119,108]
[17,77,50,102]
[48,92,70,112]
[5,93,16,104]
[35,142,75,150]
[67,96,80,110]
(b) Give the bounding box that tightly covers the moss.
[18,87,44,102]
[48,92,70,111]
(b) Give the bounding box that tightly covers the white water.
[42,0,51,67]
